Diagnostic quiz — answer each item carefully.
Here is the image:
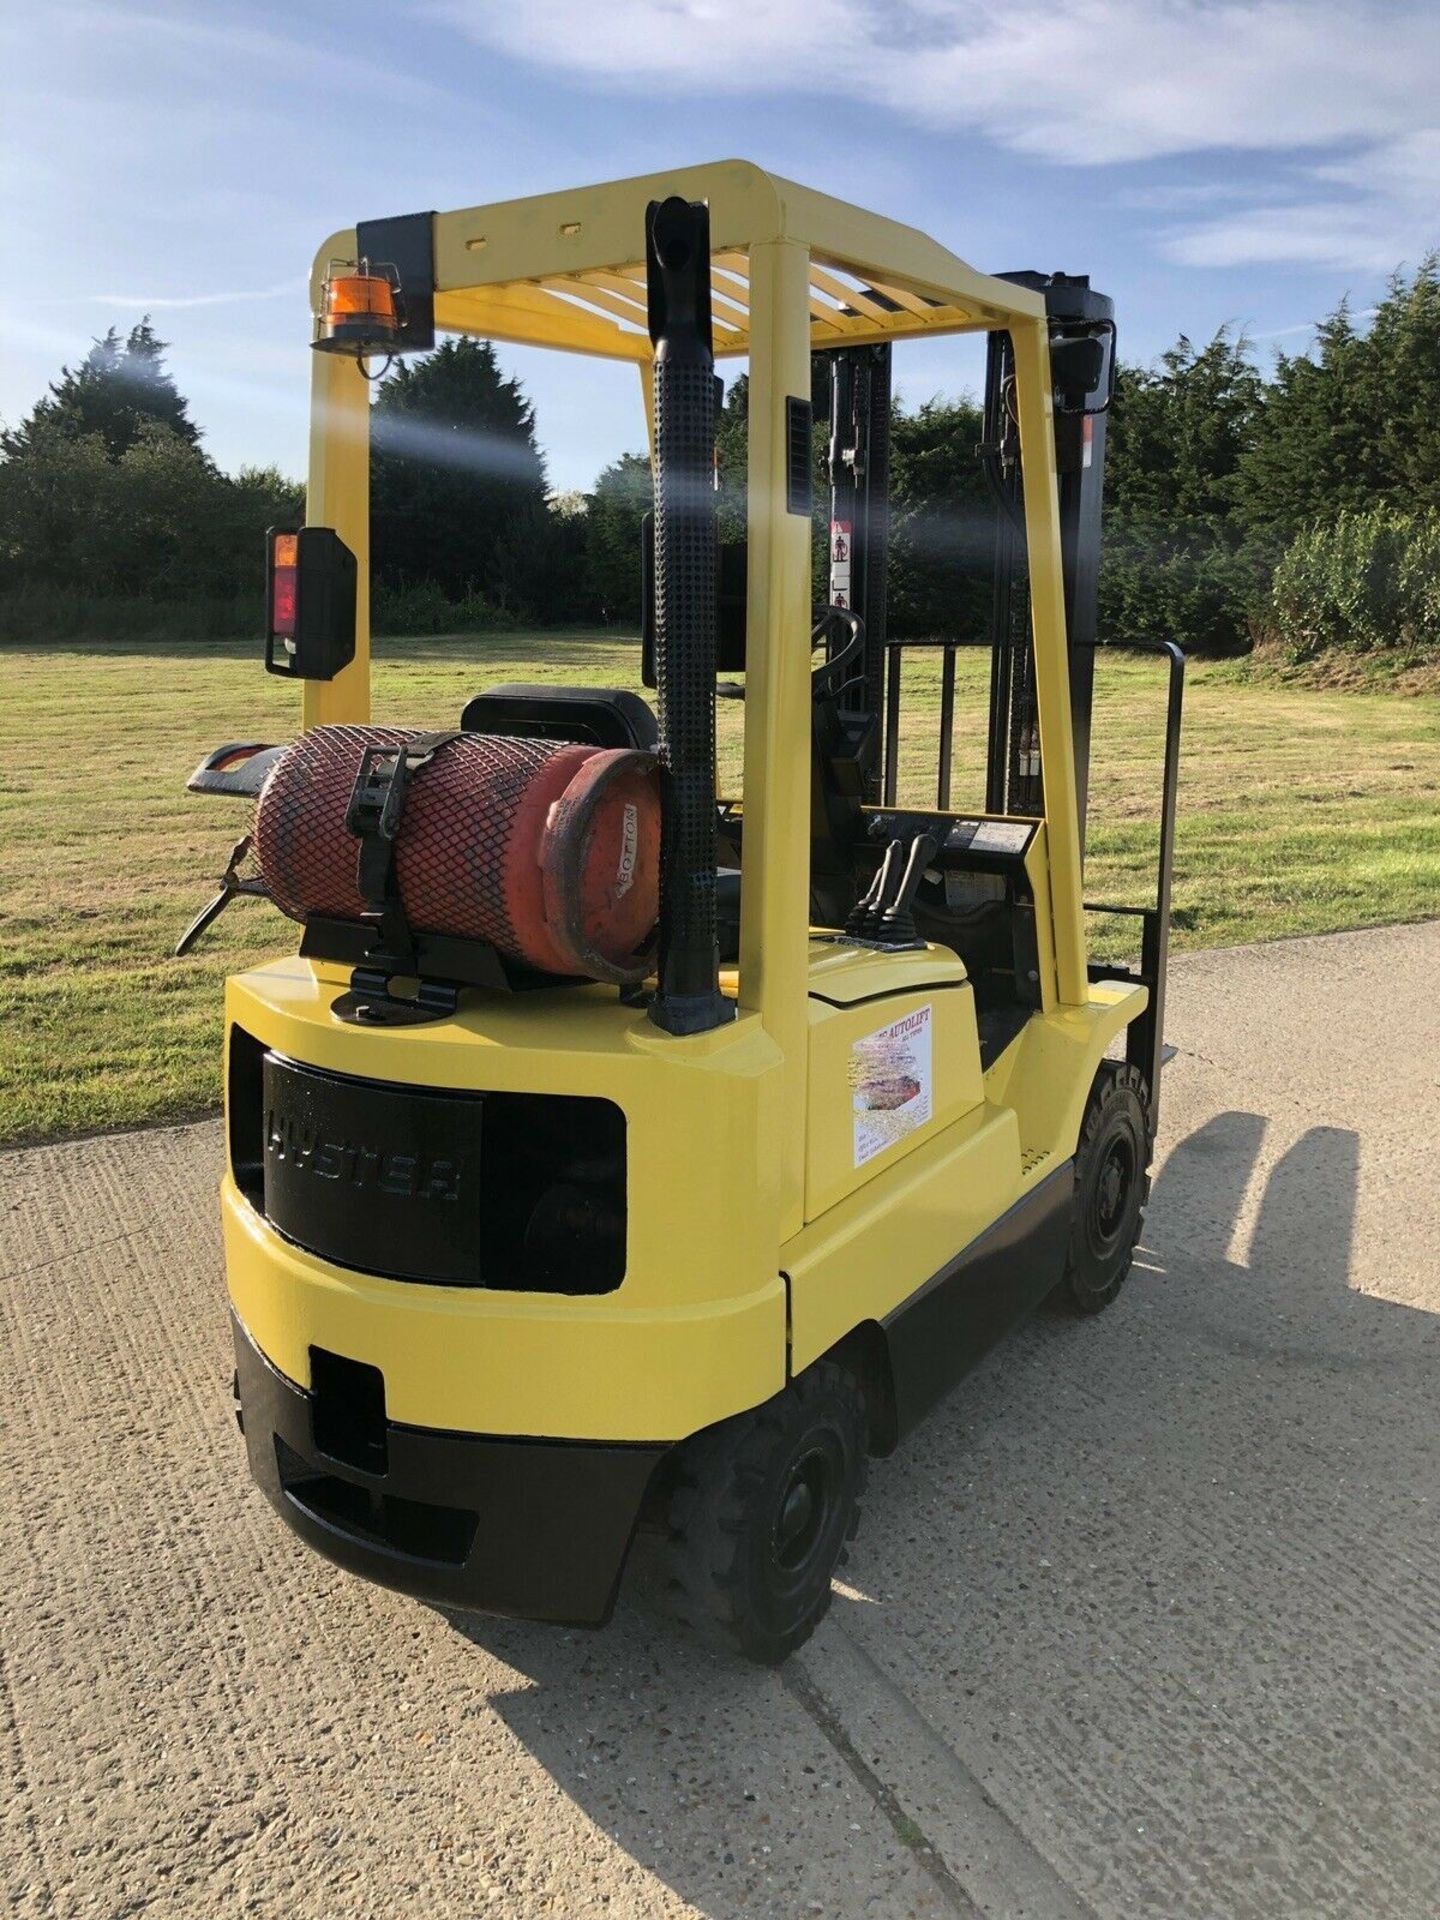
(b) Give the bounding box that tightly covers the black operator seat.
[461,682,755,965]
[810,689,878,929]
[460,684,658,751]
[460,678,860,971]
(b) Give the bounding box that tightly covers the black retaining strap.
[174,831,269,957]
[344,730,462,967]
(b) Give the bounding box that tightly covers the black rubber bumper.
[232,1314,667,1626]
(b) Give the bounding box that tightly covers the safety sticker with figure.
[850,1004,932,1167]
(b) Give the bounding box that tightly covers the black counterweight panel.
[248,1050,628,1293]
[261,1053,485,1284]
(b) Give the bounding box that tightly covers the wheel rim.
[771,1443,836,1576]
[1089,1132,1137,1255]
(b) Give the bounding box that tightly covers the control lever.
[876,833,938,947]
[846,838,903,939]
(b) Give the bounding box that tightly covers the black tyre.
[1054,1062,1151,1315]
[656,1362,868,1665]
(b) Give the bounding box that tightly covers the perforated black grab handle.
[645,195,733,1036]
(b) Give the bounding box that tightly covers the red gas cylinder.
[253,724,661,984]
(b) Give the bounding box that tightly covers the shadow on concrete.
[442,1114,1440,1918]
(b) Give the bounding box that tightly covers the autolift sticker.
[850,1003,932,1168]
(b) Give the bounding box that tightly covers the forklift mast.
[826,343,893,781]
[822,278,1117,837]
[821,280,1115,835]
[982,272,1115,837]
[821,271,1181,1129]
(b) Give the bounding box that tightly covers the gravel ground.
[4,921,1438,1919]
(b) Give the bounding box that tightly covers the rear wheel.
[1053,1062,1151,1314]
[655,1362,867,1665]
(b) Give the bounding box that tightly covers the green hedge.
[1099,512,1260,655]
[1269,508,1440,661]
[0,586,261,643]
[371,580,520,636]
[0,582,526,645]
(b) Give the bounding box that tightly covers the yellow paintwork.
[226,1191,783,1442]
[1010,321,1088,1006]
[983,979,1147,1166]
[805,974,983,1220]
[803,939,969,1006]
[225,959,786,1439]
[1023,822,1059,1013]
[786,1099,1021,1376]
[301,316,370,730]
[219,162,1146,1448]
[786,986,1145,1376]
[736,237,816,1242]
[390,161,1044,365]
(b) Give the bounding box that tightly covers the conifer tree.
[371,338,551,602]
[1,319,203,462]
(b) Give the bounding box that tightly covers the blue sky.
[3,0,1437,492]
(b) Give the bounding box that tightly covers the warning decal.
[829,519,853,609]
[849,1003,933,1168]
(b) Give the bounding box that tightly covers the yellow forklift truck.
[184,162,1183,1663]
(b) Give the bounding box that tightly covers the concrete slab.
[4,922,1438,1918]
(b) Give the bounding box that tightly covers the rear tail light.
[264,526,357,682]
[269,532,298,640]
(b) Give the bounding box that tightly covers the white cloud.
[1169,133,1440,272]
[431,0,1436,161]
[36,4,450,108]
[433,0,1440,269]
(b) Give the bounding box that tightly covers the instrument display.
[863,810,1038,868]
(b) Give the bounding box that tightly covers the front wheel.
[1053,1062,1151,1314]
[655,1362,868,1664]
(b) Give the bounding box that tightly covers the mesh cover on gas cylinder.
[252,725,661,983]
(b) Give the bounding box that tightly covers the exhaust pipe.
[645,195,733,1035]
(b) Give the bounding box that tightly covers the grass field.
[4,631,1438,1147]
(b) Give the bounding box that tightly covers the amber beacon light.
[312,257,402,361]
